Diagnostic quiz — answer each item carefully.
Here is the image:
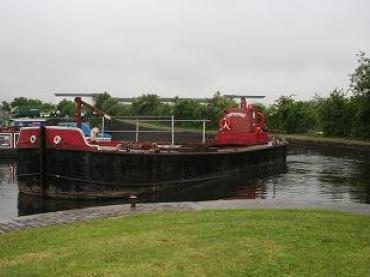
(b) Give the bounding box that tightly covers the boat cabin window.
[0,134,12,147]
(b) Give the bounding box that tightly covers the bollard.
[129,195,138,208]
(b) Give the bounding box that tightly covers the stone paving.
[1,199,370,235]
[0,202,194,235]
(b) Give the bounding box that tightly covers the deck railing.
[101,116,211,146]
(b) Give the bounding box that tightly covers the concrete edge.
[1,199,370,235]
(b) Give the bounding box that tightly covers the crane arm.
[74,97,111,128]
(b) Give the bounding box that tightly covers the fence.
[101,116,211,146]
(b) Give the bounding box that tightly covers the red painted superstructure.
[212,98,269,146]
[17,127,99,151]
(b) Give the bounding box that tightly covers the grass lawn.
[1,210,370,276]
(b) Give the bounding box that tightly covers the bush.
[316,90,352,137]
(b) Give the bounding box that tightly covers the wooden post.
[135,120,139,142]
[202,120,206,144]
[75,97,82,128]
[101,117,105,139]
[39,126,47,193]
[171,115,175,147]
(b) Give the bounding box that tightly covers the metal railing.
[101,116,211,147]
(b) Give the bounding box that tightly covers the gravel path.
[1,199,370,235]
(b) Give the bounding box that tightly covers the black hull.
[17,163,287,216]
[17,145,287,199]
[0,148,16,158]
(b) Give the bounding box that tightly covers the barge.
[16,98,287,199]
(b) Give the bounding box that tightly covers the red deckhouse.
[212,97,269,146]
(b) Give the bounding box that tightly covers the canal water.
[0,147,369,219]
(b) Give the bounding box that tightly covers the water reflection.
[263,147,370,203]
[0,146,370,219]
[17,165,286,216]
[0,160,17,219]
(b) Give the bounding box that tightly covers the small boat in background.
[0,118,46,158]
[0,126,19,157]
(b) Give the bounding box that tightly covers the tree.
[350,52,370,97]
[131,94,164,116]
[267,95,294,133]
[252,102,268,114]
[267,95,318,134]
[9,97,55,115]
[0,101,11,112]
[94,92,112,110]
[349,52,370,139]
[11,97,43,109]
[316,90,352,137]
[93,92,131,116]
[106,103,131,116]
[57,99,76,117]
[41,102,56,113]
[173,99,202,119]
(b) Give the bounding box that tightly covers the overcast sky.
[0,0,369,104]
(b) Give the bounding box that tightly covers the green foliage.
[252,102,268,113]
[56,99,76,117]
[131,94,165,116]
[316,90,352,137]
[350,52,370,97]
[94,92,131,116]
[41,103,55,113]
[160,103,172,116]
[94,92,112,110]
[264,52,370,139]
[266,96,291,132]
[173,99,203,119]
[0,101,11,112]
[351,95,370,139]
[10,97,55,116]
[172,99,203,127]
[349,52,370,139]
[267,96,318,134]
[90,92,238,129]
[13,107,40,118]
[106,103,131,116]
[11,97,42,108]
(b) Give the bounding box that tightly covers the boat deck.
[94,142,286,154]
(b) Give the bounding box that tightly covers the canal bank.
[279,134,370,152]
[1,199,370,234]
